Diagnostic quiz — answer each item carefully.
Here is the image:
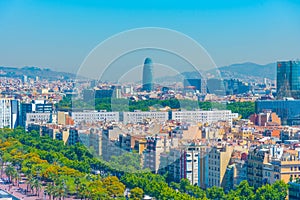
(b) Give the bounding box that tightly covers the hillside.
[0,62,277,82]
[0,66,76,80]
[218,62,276,81]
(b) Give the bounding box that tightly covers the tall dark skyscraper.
[142,57,153,92]
[277,61,300,99]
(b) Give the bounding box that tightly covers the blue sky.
[0,0,300,72]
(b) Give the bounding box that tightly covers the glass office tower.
[256,100,300,125]
[277,61,300,99]
[142,57,154,92]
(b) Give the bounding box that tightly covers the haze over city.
[0,0,300,72]
[1,1,300,200]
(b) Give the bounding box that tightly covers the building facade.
[289,181,300,200]
[0,98,12,128]
[184,78,207,94]
[26,113,51,127]
[247,148,269,189]
[71,111,119,124]
[159,143,209,188]
[207,144,233,188]
[256,100,300,125]
[0,98,19,129]
[123,111,168,124]
[277,61,300,99]
[143,135,171,173]
[172,110,238,125]
[20,100,53,127]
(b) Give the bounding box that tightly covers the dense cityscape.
[0,58,299,199]
[1,1,300,200]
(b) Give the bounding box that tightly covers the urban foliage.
[57,97,255,118]
[0,127,287,200]
[0,127,125,199]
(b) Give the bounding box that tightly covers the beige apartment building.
[264,150,300,184]
[247,147,269,189]
[207,144,233,188]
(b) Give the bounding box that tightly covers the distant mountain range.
[156,62,276,83]
[0,66,76,80]
[218,62,276,81]
[0,62,276,82]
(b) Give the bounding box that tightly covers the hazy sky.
[0,0,300,73]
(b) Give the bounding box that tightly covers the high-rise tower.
[142,58,153,92]
[277,61,300,99]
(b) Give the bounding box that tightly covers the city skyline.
[0,0,300,73]
[1,1,300,199]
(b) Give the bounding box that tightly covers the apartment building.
[0,98,18,128]
[89,128,102,156]
[57,111,74,126]
[247,147,269,189]
[207,144,233,188]
[71,111,119,124]
[102,126,122,161]
[20,100,53,127]
[26,113,52,127]
[123,111,168,124]
[67,127,79,145]
[268,150,300,184]
[172,110,238,125]
[250,145,300,186]
[143,134,174,173]
[159,143,209,188]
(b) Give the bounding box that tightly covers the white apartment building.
[123,111,169,124]
[26,113,52,127]
[71,111,119,124]
[184,146,202,186]
[0,98,18,129]
[0,98,12,128]
[172,110,238,125]
[160,144,208,188]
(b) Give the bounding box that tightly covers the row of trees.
[0,128,126,199]
[57,97,255,118]
[0,127,287,200]
[121,173,288,200]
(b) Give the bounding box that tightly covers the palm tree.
[0,150,4,178]
[32,165,43,196]
[4,164,16,183]
[78,183,88,200]
[53,186,59,200]
[55,181,67,200]
[11,170,18,186]
[45,183,55,200]
[49,173,58,186]
[16,172,21,187]
[26,175,31,194]
[74,177,80,198]
[28,176,36,194]
[33,178,42,196]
